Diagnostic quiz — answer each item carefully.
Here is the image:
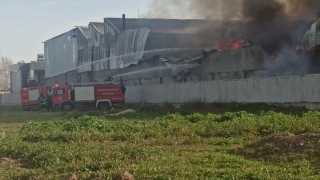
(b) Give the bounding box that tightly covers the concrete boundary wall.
[126,74,320,104]
[1,93,21,105]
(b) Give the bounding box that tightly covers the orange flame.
[270,55,276,59]
[214,39,245,51]
[295,45,303,51]
[230,39,245,49]
[214,42,223,51]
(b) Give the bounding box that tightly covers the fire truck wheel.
[61,102,74,111]
[98,102,111,110]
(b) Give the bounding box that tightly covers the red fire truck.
[51,83,125,111]
[20,85,47,111]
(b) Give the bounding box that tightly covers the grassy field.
[1,104,320,179]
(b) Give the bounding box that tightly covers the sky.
[0,0,150,63]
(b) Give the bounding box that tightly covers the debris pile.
[232,132,320,159]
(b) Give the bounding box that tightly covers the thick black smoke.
[144,0,320,76]
[239,0,320,54]
[145,0,320,54]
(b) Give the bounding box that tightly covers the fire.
[312,46,320,51]
[270,55,276,59]
[230,39,245,49]
[295,45,303,51]
[214,42,223,51]
[214,39,245,51]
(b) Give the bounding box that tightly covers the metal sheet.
[111,28,151,67]
[75,86,94,101]
[301,18,320,51]
[44,29,78,78]
[28,89,39,101]
[104,18,215,34]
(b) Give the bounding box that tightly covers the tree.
[0,56,13,90]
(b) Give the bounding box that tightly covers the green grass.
[0,104,319,179]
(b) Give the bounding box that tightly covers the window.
[55,89,65,96]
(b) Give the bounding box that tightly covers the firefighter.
[46,93,55,112]
[120,83,126,95]
[38,94,47,112]
[120,76,126,95]
[70,86,75,102]
[105,76,113,83]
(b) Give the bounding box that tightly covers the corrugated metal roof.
[90,22,104,35]
[77,26,89,39]
[105,18,215,34]
[44,28,77,42]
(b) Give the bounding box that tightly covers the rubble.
[232,132,320,159]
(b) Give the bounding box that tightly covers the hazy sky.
[0,0,149,63]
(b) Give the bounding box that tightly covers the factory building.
[44,17,259,86]
[45,16,315,87]
[44,17,220,85]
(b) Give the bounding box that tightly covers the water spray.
[48,48,200,78]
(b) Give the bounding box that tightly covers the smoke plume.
[145,0,320,54]
[144,0,320,76]
[146,0,320,21]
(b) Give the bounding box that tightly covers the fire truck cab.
[51,83,125,111]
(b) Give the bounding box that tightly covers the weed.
[0,105,320,179]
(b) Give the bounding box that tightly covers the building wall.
[43,41,269,86]
[145,32,199,50]
[30,61,45,70]
[76,28,90,71]
[10,71,22,93]
[89,24,105,61]
[45,46,268,87]
[9,63,26,72]
[78,24,106,73]
[110,28,151,67]
[104,20,118,44]
[44,29,78,78]
[46,70,78,86]
[195,46,265,74]
[125,74,320,104]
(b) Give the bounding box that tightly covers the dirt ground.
[232,132,320,159]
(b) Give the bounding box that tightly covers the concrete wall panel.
[125,74,320,104]
[10,71,21,93]
[1,93,21,105]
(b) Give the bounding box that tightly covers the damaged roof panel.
[105,18,215,34]
[77,26,90,39]
[90,22,105,35]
